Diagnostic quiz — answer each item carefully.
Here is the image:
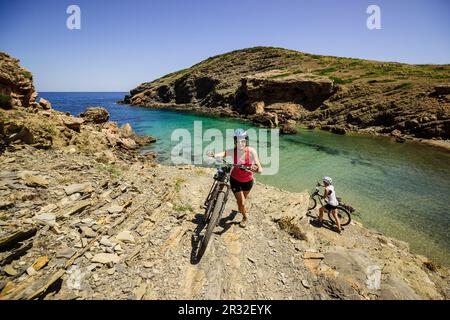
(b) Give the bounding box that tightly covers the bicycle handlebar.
[220,159,254,172]
[206,155,256,173]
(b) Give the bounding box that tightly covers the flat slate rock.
[91,253,121,264]
[107,204,123,214]
[64,183,92,195]
[56,247,76,259]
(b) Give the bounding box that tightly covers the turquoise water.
[40,92,450,265]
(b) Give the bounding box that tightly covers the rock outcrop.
[236,71,335,115]
[79,107,110,124]
[121,47,450,143]
[0,52,37,110]
[0,52,156,157]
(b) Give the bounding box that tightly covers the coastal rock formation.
[0,52,156,156]
[121,47,450,142]
[78,107,110,124]
[0,52,448,300]
[236,71,335,115]
[38,98,51,110]
[0,52,37,110]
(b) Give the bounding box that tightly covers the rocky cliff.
[0,52,37,110]
[0,52,155,156]
[1,52,448,300]
[121,46,450,142]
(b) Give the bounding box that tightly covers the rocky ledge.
[0,147,448,300]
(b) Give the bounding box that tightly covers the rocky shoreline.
[120,47,450,147]
[1,52,449,300]
[117,101,450,152]
[1,133,449,300]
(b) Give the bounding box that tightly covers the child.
[318,176,342,233]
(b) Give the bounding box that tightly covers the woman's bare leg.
[331,209,341,231]
[318,207,324,222]
[234,191,247,220]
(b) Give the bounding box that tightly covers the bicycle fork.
[213,182,231,226]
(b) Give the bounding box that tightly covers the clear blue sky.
[1,0,449,91]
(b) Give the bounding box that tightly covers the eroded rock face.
[237,72,335,114]
[434,85,450,96]
[0,53,156,155]
[0,52,37,109]
[120,123,133,138]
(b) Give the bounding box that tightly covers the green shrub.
[269,73,291,79]
[21,70,32,79]
[348,60,364,68]
[367,79,396,84]
[95,163,122,178]
[173,204,194,213]
[0,93,12,108]
[393,82,413,90]
[431,74,450,79]
[174,177,186,192]
[316,67,338,75]
[329,76,356,84]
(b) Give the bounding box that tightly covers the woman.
[208,128,262,228]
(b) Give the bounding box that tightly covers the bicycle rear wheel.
[328,206,351,226]
[198,191,226,258]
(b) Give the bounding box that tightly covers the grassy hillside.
[123,47,450,140]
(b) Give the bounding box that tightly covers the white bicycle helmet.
[233,128,248,141]
[322,176,332,185]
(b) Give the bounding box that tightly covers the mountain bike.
[307,182,352,226]
[197,160,253,258]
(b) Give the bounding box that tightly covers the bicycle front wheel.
[198,191,226,258]
[203,186,218,223]
[328,206,351,226]
[308,197,317,211]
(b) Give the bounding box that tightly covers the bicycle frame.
[203,160,252,222]
[203,169,231,220]
[311,188,324,206]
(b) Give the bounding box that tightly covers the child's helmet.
[322,176,332,185]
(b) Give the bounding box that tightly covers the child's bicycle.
[307,182,352,227]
